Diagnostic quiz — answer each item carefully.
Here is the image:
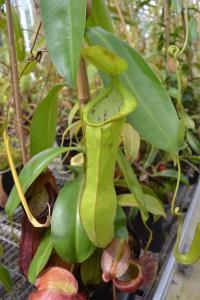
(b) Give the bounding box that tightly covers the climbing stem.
[76,57,90,150]
[167,0,188,140]
[5,0,28,164]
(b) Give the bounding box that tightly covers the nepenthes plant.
[1,0,200,299]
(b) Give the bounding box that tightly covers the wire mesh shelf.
[0,208,35,300]
[0,178,199,300]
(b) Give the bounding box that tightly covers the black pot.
[1,169,15,196]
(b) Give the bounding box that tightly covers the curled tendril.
[167,1,188,147]
[167,45,180,58]
[167,0,188,59]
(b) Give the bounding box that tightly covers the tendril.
[167,0,188,144]
[170,156,181,216]
[3,131,51,228]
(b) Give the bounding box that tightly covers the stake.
[76,57,90,172]
[114,0,132,45]
[163,0,170,53]
[77,58,90,106]
[5,0,28,164]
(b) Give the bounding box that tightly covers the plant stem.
[164,0,172,74]
[30,21,42,55]
[5,0,28,164]
[163,0,170,53]
[86,0,92,18]
[77,58,90,107]
[114,0,132,45]
[112,284,117,300]
[76,57,90,170]
[181,9,193,80]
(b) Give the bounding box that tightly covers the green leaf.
[0,264,12,292]
[143,146,158,170]
[51,176,95,263]
[118,193,166,218]
[28,229,53,284]
[114,206,129,239]
[86,27,179,155]
[80,249,102,286]
[87,0,113,32]
[142,185,159,198]
[152,169,189,187]
[11,6,25,62]
[21,61,37,76]
[117,149,148,221]
[40,0,86,87]
[5,147,78,216]
[30,85,64,157]
[186,131,200,155]
[121,123,140,163]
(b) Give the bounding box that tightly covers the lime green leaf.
[185,114,195,131]
[121,123,140,163]
[143,146,158,170]
[186,131,200,155]
[40,0,86,87]
[5,147,79,216]
[152,169,189,187]
[68,103,79,126]
[118,193,166,218]
[28,229,53,284]
[51,176,95,263]
[0,15,6,30]
[142,185,159,198]
[11,6,25,62]
[21,61,37,76]
[87,0,113,32]
[80,249,102,286]
[174,216,200,264]
[87,27,179,155]
[0,264,12,292]
[30,85,64,157]
[117,150,148,221]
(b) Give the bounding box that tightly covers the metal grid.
[0,208,35,300]
[0,181,199,300]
